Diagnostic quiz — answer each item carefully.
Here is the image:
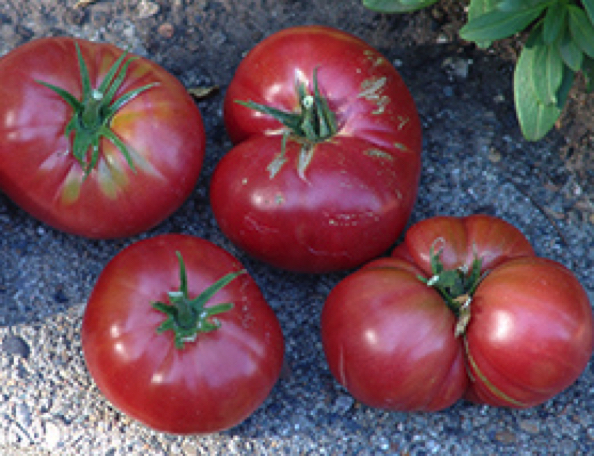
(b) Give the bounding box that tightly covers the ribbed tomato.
[210,25,422,272]
[0,37,204,238]
[322,215,593,410]
[82,234,285,434]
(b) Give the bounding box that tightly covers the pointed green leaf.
[73,42,92,102]
[107,82,159,117]
[514,28,575,141]
[312,68,337,139]
[235,100,303,133]
[468,0,498,18]
[460,6,546,43]
[190,270,246,309]
[569,5,594,58]
[558,27,584,71]
[36,81,83,111]
[497,0,547,13]
[98,52,129,96]
[583,0,594,26]
[362,0,438,13]
[102,56,143,107]
[542,2,567,44]
[100,127,136,173]
[84,141,101,178]
[176,251,188,296]
[467,0,500,48]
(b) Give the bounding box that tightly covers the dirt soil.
[0,0,593,455]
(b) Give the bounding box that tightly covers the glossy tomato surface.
[321,261,469,411]
[0,37,205,238]
[211,25,422,272]
[321,214,594,411]
[465,256,594,407]
[81,234,284,434]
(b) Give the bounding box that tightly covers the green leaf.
[460,5,546,43]
[101,127,136,173]
[542,2,567,44]
[497,0,547,13]
[468,0,498,18]
[569,5,594,58]
[362,0,438,13]
[107,82,159,116]
[97,51,131,103]
[74,43,92,102]
[467,0,500,48]
[514,27,575,141]
[558,27,584,71]
[36,81,83,111]
[531,28,564,104]
[583,0,594,26]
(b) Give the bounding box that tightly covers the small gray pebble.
[1,334,31,359]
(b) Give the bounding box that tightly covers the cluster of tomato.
[0,26,592,435]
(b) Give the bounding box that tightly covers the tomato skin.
[211,25,422,272]
[321,215,594,411]
[391,214,536,274]
[321,260,469,411]
[81,234,284,434]
[465,257,594,408]
[0,37,205,238]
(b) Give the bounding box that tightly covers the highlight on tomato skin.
[81,234,285,434]
[462,256,594,409]
[210,25,423,273]
[321,264,469,412]
[320,214,594,412]
[0,37,205,239]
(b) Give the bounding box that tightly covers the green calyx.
[236,68,338,179]
[36,41,158,179]
[418,243,487,337]
[152,251,246,349]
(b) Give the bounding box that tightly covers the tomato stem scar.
[36,40,158,179]
[152,251,246,349]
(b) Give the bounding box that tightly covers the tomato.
[0,37,205,238]
[81,234,284,434]
[321,214,593,410]
[210,25,422,272]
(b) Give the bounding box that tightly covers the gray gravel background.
[1,0,593,454]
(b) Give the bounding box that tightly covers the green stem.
[36,40,157,178]
[152,252,246,349]
[81,90,104,129]
[235,68,338,179]
[419,244,488,336]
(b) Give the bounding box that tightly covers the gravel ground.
[1,0,593,454]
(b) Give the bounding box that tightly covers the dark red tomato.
[322,214,594,410]
[81,234,284,434]
[210,25,422,272]
[0,37,205,238]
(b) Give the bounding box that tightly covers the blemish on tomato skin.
[396,116,410,130]
[358,76,391,115]
[365,149,394,161]
[363,50,387,68]
[393,142,410,153]
[60,171,82,205]
[358,76,387,100]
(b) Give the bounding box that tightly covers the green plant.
[364,0,594,141]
